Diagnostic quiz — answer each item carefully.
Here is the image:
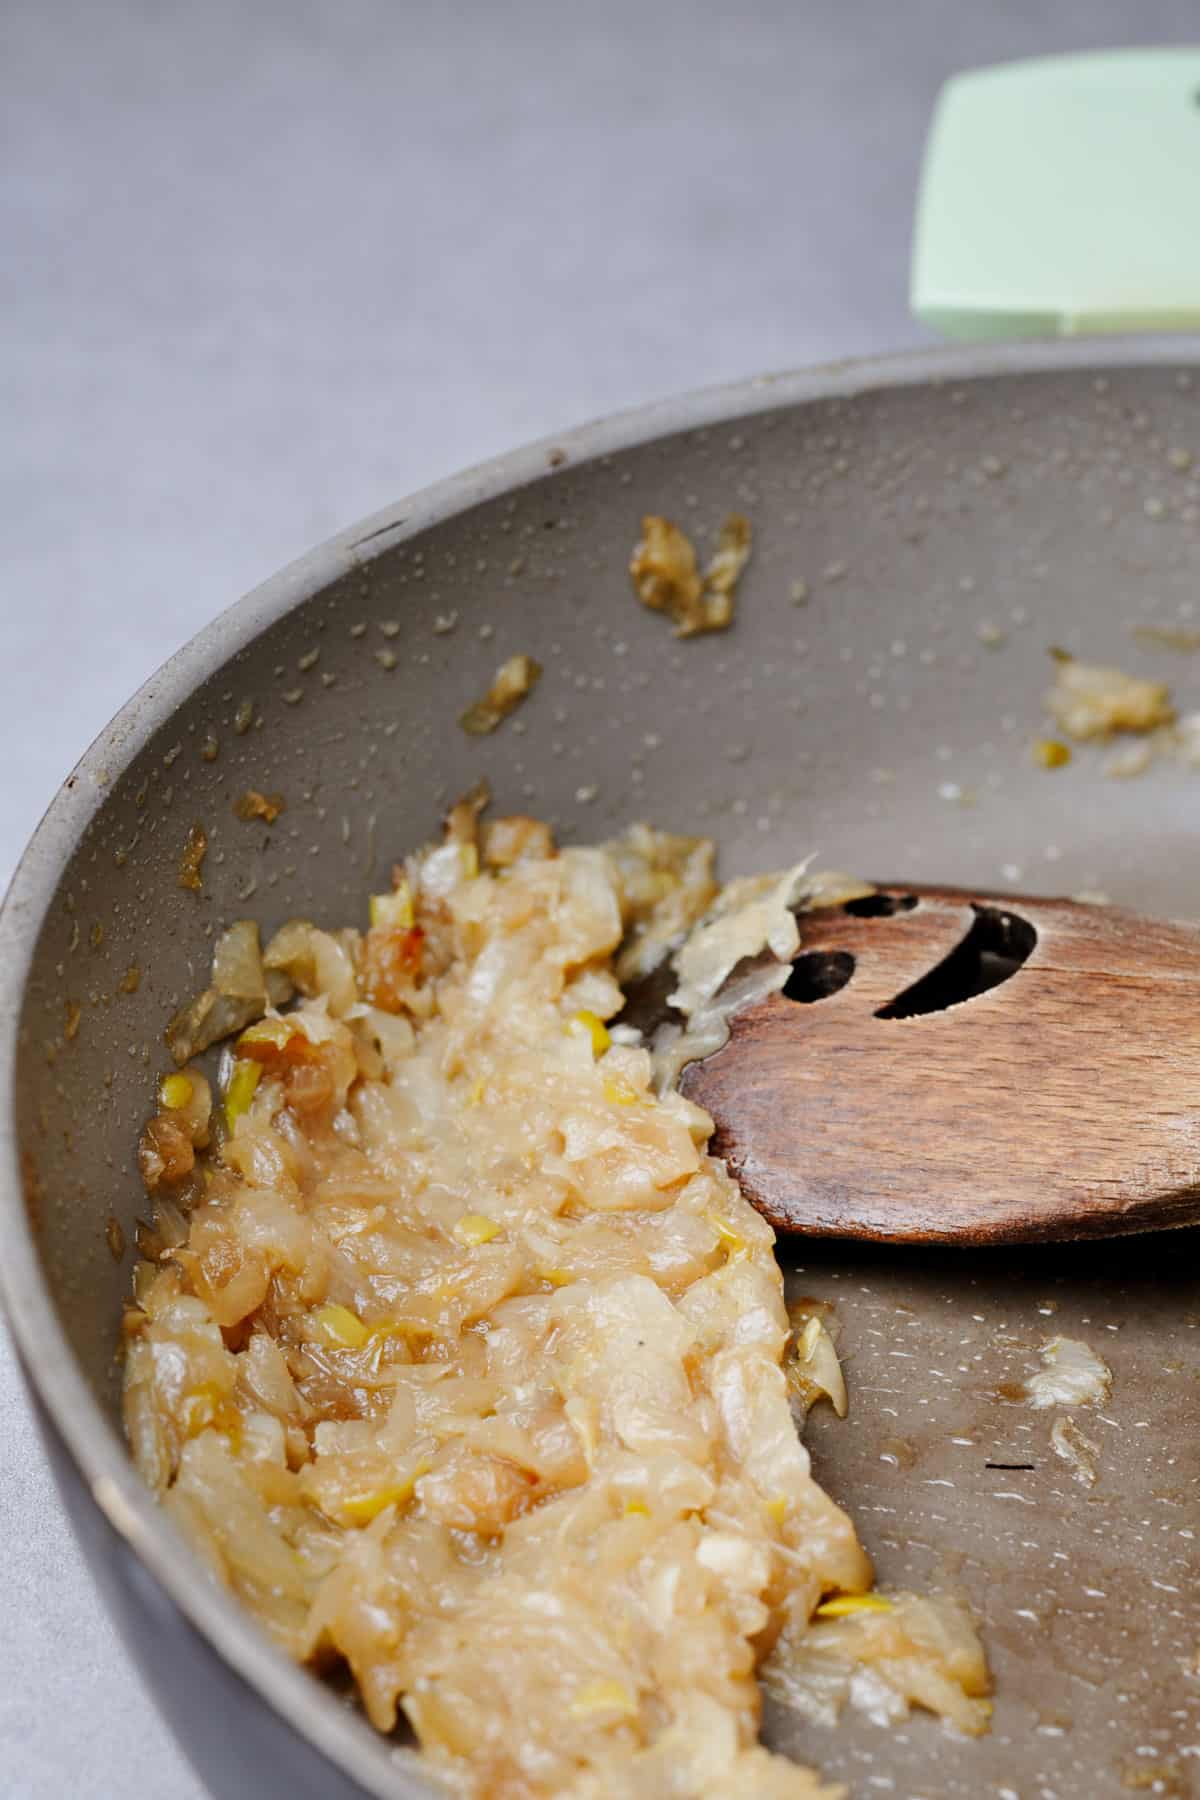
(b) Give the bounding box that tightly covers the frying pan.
[2,336,1198,1799]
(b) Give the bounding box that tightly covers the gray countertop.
[3,2,1194,1793]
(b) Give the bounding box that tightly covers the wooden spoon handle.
[681,885,1200,1246]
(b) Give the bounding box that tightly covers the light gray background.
[2,3,1195,1794]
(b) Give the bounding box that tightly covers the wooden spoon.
[678,885,1200,1246]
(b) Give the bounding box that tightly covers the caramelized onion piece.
[630,513,751,638]
[233,789,285,824]
[178,823,208,892]
[459,656,542,735]
[1045,650,1174,741]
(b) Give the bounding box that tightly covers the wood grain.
[680,886,1200,1245]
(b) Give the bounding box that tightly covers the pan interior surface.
[7,349,1200,1797]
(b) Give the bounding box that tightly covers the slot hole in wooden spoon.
[875,905,1036,1020]
[843,892,919,918]
[783,950,856,1004]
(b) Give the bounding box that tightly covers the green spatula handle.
[911,49,1200,341]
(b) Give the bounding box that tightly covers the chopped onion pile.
[125,804,989,1798]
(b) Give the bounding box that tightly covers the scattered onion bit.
[1032,738,1071,770]
[452,1213,499,1247]
[369,883,415,929]
[1050,1414,1099,1487]
[630,516,701,626]
[704,513,753,603]
[1024,1334,1112,1410]
[224,1059,261,1128]
[459,843,480,879]
[160,1072,194,1111]
[785,1311,848,1419]
[629,513,750,638]
[1045,651,1174,741]
[315,1303,371,1350]
[178,822,208,892]
[459,653,543,735]
[568,1678,639,1720]
[568,1009,611,1057]
[815,1594,894,1619]
[233,788,285,825]
[341,1461,431,1526]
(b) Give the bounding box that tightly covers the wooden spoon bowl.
[680,885,1200,1245]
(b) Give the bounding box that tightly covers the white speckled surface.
[2,3,1194,1793]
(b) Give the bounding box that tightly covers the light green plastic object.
[911,49,1200,340]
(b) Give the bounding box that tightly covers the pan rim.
[3,330,1199,1793]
